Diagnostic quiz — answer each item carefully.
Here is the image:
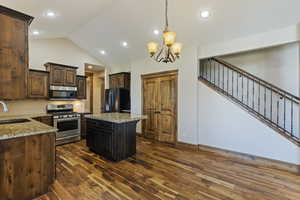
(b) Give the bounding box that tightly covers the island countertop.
[0,115,57,141]
[85,113,147,123]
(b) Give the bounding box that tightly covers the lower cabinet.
[28,70,49,99]
[0,133,56,200]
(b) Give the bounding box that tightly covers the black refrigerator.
[104,88,130,113]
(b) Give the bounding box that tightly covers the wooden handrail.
[212,57,300,103]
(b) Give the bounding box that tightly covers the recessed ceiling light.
[200,10,210,18]
[122,41,128,47]
[46,11,56,17]
[88,65,93,69]
[32,30,40,35]
[100,50,106,55]
[154,30,160,35]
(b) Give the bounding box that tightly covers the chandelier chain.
[165,0,168,29]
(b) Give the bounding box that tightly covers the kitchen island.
[85,113,147,162]
[0,116,57,200]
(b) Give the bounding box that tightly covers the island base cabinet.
[86,119,137,162]
[0,133,56,200]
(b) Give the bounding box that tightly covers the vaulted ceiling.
[2,0,300,69]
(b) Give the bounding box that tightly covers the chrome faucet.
[0,101,8,112]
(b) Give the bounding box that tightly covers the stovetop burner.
[47,104,80,119]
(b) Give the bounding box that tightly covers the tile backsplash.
[0,99,86,116]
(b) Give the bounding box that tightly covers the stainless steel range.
[47,104,81,145]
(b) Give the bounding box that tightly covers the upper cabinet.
[28,70,49,99]
[0,6,34,100]
[45,63,78,87]
[109,72,130,90]
[77,75,87,99]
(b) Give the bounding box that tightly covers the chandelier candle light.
[147,0,183,63]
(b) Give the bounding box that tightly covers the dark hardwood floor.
[35,138,300,200]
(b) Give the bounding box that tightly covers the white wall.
[130,46,199,144]
[221,43,299,96]
[198,82,300,164]
[199,25,300,59]
[29,38,103,75]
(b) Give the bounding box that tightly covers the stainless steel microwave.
[49,86,77,100]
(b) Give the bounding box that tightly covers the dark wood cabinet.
[28,70,49,99]
[80,113,91,139]
[45,62,78,86]
[77,76,87,99]
[109,72,130,90]
[0,6,33,100]
[0,133,55,200]
[86,118,137,162]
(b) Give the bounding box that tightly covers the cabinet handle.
[154,111,161,114]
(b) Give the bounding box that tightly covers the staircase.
[199,57,300,146]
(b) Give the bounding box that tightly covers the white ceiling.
[2,0,300,68]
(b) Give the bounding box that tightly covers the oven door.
[54,118,80,140]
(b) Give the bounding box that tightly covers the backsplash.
[0,99,86,116]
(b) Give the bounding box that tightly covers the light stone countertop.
[85,113,147,124]
[0,114,57,141]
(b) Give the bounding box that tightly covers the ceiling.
[2,0,300,69]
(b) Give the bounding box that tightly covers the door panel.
[158,76,177,143]
[143,79,159,139]
[65,69,76,86]
[142,71,177,143]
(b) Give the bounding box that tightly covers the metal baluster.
[232,71,234,96]
[242,76,244,103]
[283,96,286,130]
[218,63,220,87]
[237,73,239,100]
[258,82,261,114]
[227,67,229,94]
[264,87,267,118]
[270,90,273,122]
[291,100,294,137]
[276,100,279,126]
[247,79,249,106]
[222,65,225,90]
[210,59,212,82]
[214,61,216,84]
[252,80,255,109]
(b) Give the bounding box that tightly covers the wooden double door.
[142,70,178,143]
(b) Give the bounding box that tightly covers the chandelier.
[147,0,183,63]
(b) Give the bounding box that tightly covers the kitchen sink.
[0,119,30,125]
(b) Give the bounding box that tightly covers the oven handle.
[56,117,80,122]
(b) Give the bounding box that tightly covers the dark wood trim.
[198,78,300,147]
[175,140,300,175]
[77,75,87,78]
[29,69,49,73]
[44,62,78,69]
[141,69,178,79]
[85,72,94,113]
[109,72,131,76]
[0,5,34,24]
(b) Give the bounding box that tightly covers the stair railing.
[199,57,300,144]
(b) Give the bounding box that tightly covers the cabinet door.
[28,71,49,99]
[0,14,28,99]
[77,76,86,99]
[109,76,117,88]
[65,69,77,86]
[142,78,159,140]
[49,66,65,86]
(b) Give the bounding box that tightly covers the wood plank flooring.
[35,138,300,200]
